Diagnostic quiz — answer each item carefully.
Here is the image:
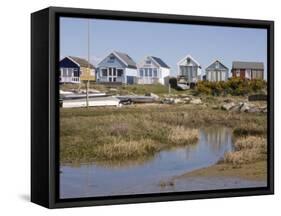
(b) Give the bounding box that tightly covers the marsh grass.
[233,121,267,137]
[60,104,266,164]
[223,136,267,166]
[168,127,199,146]
[94,139,159,160]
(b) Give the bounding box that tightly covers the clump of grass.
[95,139,159,160]
[168,127,199,145]
[233,122,266,137]
[234,136,266,151]
[223,136,267,166]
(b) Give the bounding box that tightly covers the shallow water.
[60,127,266,198]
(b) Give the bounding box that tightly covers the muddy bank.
[174,161,267,182]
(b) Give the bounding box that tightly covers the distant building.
[205,60,229,82]
[177,54,202,84]
[96,51,138,84]
[59,56,95,84]
[137,56,170,85]
[231,61,264,80]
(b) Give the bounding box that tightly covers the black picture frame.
[31,6,274,209]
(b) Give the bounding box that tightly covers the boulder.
[229,104,241,112]
[248,107,261,113]
[190,98,202,105]
[182,97,191,103]
[240,103,250,112]
[221,102,236,111]
[161,98,175,104]
[174,98,184,104]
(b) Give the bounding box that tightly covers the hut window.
[73,68,79,77]
[62,68,67,77]
[108,55,115,63]
[153,68,157,77]
[117,69,123,76]
[102,69,107,76]
[146,60,151,65]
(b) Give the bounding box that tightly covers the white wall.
[0,0,279,215]
[125,68,138,77]
[160,67,171,84]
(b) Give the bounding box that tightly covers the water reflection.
[60,127,234,198]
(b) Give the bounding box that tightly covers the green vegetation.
[196,78,267,96]
[61,83,182,96]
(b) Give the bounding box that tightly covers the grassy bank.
[60,103,266,165]
[60,83,184,96]
[60,105,204,164]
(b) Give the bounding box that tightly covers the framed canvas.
[31,7,274,208]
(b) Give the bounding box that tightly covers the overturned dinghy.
[116,95,158,104]
[62,96,121,108]
[61,92,107,100]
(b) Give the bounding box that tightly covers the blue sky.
[60,17,267,77]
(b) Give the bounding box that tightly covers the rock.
[190,98,202,105]
[161,98,175,104]
[221,102,236,111]
[248,107,261,113]
[229,104,241,112]
[174,98,184,104]
[183,97,191,103]
[259,105,267,113]
[240,103,250,112]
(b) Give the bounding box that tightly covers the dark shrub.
[195,78,266,96]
